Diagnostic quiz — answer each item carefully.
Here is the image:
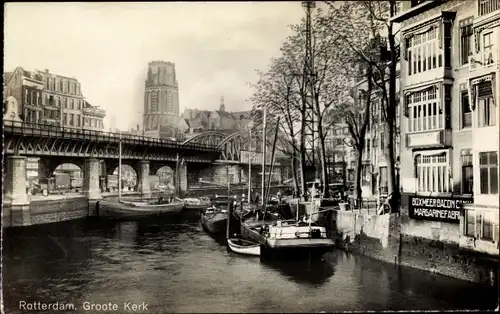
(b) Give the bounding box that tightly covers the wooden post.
[226,200,233,241]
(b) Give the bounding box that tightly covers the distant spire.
[220,93,225,112]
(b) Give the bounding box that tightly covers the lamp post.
[247,121,254,203]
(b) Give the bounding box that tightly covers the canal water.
[3,211,498,313]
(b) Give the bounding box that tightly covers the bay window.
[415,152,450,193]
[407,86,442,132]
[407,26,442,76]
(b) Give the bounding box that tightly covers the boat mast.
[247,121,254,203]
[261,104,267,208]
[264,117,280,211]
[118,131,122,200]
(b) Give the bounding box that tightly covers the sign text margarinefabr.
[408,196,473,224]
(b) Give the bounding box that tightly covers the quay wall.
[332,209,499,285]
[3,196,89,227]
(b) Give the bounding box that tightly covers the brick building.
[392,0,499,254]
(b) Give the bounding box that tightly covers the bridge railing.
[3,121,220,152]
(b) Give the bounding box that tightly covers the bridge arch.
[182,131,226,146]
[217,131,253,161]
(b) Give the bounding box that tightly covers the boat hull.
[184,204,211,210]
[227,238,260,256]
[98,200,184,218]
[240,218,335,259]
[201,212,227,235]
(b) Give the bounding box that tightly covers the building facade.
[393,0,499,254]
[324,123,352,185]
[182,95,252,138]
[4,67,105,131]
[82,101,106,131]
[143,61,180,131]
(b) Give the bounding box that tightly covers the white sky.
[4,2,305,130]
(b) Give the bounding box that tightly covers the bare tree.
[324,0,401,209]
[250,56,302,194]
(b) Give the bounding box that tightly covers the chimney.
[45,69,49,73]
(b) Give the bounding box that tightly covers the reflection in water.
[3,212,498,313]
[262,257,335,286]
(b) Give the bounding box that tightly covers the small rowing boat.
[227,237,260,256]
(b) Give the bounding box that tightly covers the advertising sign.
[408,195,473,224]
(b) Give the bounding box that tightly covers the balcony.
[469,49,498,76]
[405,129,452,148]
[478,0,500,16]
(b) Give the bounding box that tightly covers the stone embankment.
[330,209,499,286]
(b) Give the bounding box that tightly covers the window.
[84,117,89,126]
[461,91,472,128]
[466,209,475,236]
[407,26,442,76]
[167,92,173,112]
[461,151,473,194]
[479,152,498,194]
[76,100,80,110]
[76,84,80,95]
[151,91,158,112]
[415,153,450,193]
[63,113,67,125]
[460,21,473,65]
[379,166,388,188]
[478,96,495,127]
[407,87,442,132]
[483,32,494,65]
[24,89,28,104]
[482,211,494,240]
[75,115,80,127]
[380,132,385,149]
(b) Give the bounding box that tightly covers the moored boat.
[98,199,185,218]
[201,205,228,234]
[183,197,211,210]
[240,214,334,258]
[227,237,260,256]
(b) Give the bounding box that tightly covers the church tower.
[143,61,180,131]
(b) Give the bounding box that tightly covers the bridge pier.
[4,155,31,226]
[136,160,151,197]
[178,163,187,193]
[83,158,102,200]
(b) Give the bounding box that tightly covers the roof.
[4,72,13,82]
[216,110,236,119]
